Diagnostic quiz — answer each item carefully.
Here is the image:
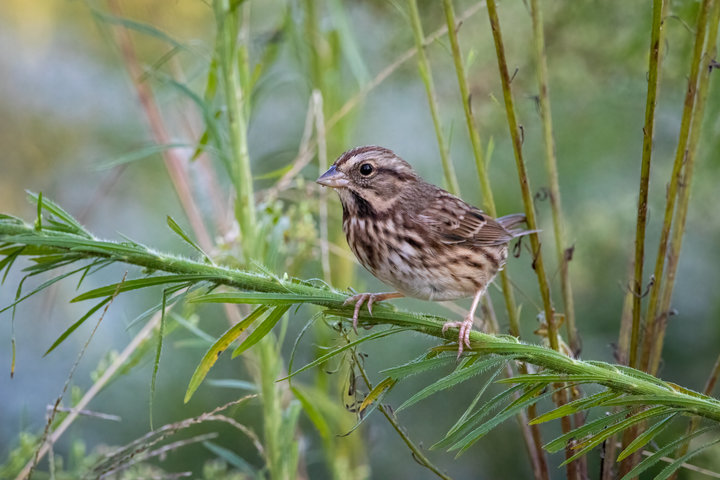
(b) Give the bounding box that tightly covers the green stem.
[3,222,720,424]
[214,0,257,258]
[530,0,578,356]
[484,0,557,351]
[640,0,711,372]
[629,0,669,371]
[648,0,720,376]
[441,2,549,478]
[407,0,460,196]
[484,2,578,474]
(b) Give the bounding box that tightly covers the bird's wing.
[414,192,515,246]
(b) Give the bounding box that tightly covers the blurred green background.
[1,0,720,478]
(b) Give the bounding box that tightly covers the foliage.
[2,0,720,479]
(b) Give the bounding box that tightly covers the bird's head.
[316,146,420,217]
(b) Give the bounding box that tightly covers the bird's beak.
[316,165,349,188]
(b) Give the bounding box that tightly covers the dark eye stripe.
[375,167,413,182]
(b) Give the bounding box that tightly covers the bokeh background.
[1,0,720,478]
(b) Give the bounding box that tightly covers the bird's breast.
[342,214,508,301]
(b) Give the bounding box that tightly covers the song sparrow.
[317,146,533,356]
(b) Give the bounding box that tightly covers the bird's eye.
[359,163,374,176]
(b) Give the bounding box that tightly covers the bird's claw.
[442,316,475,359]
[343,293,376,334]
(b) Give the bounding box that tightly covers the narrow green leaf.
[286,313,324,387]
[203,441,257,474]
[614,364,676,388]
[449,386,559,455]
[27,191,89,237]
[531,390,621,424]
[166,216,213,263]
[44,297,112,356]
[380,353,456,379]
[1,263,95,315]
[291,386,331,439]
[432,383,526,450]
[150,290,168,429]
[497,373,609,384]
[184,306,269,403]
[206,379,257,391]
[653,436,720,480]
[619,426,718,480]
[558,406,673,466]
[0,246,24,284]
[616,413,677,461]
[447,366,504,437]
[72,274,217,302]
[502,383,550,413]
[0,214,25,224]
[397,356,508,412]
[172,312,215,343]
[601,394,709,410]
[125,285,192,330]
[92,11,187,49]
[232,305,291,357]
[35,191,42,230]
[544,408,635,453]
[278,327,413,381]
[96,143,193,170]
[191,128,210,161]
[191,291,340,305]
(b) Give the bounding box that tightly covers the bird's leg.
[442,288,485,359]
[344,292,404,333]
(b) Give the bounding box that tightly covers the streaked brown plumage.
[317,145,532,356]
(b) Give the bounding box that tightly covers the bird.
[316,145,533,357]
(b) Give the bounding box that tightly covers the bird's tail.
[497,213,540,238]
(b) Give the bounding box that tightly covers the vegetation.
[1,1,719,478]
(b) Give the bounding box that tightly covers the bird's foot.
[442,315,475,359]
[343,292,402,333]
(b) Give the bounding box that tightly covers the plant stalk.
[407,0,461,196]
[441,1,549,477]
[529,0,578,356]
[214,0,258,258]
[3,222,720,424]
[484,0,557,353]
[648,0,720,376]
[639,0,711,372]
